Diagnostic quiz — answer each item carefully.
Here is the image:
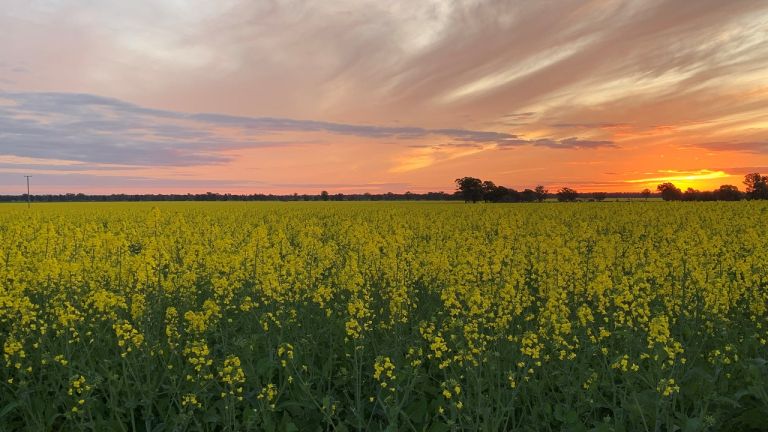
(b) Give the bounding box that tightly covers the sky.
[1,0,767,194]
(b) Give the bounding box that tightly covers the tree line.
[656,173,768,201]
[456,172,768,203]
[455,177,590,202]
[0,191,458,203]
[3,173,764,203]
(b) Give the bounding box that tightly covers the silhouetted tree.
[520,189,537,202]
[504,188,521,202]
[743,173,768,200]
[714,184,742,201]
[320,190,329,201]
[534,185,548,202]
[592,192,607,202]
[455,177,484,203]
[684,187,699,201]
[656,182,683,201]
[481,181,497,202]
[484,184,510,203]
[641,188,652,200]
[556,187,579,202]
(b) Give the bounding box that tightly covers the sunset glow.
[625,170,734,190]
[1,1,768,194]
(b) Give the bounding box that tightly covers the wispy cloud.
[497,137,616,150]
[0,92,616,167]
[692,141,768,153]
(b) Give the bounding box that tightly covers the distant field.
[1,202,766,431]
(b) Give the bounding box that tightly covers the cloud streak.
[692,141,768,154]
[0,91,616,167]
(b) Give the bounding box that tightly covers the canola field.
[1,202,767,431]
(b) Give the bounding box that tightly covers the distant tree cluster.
[454,177,643,203]
[655,173,768,201]
[555,187,579,202]
[454,177,550,203]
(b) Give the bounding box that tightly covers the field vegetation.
[1,202,767,431]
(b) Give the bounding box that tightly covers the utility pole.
[24,175,31,208]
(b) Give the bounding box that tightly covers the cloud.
[3,0,766,127]
[693,141,768,153]
[550,123,631,130]
[502,112,536,120]
[714,166,768,174]
[558,137,617,149]
[0,171,262,192]
[0,162,122,172]
[497,136,616,150]
[0,91,612,167]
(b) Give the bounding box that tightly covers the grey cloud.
[0,162,124,172]
[0,91,599,167]
[0,172,264,191]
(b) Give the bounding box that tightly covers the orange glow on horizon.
[625,170,731,184]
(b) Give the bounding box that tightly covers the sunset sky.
[1,0,767,194]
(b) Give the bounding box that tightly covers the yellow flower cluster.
[3,336,25,369]
[439,380,463,411]
[657,378,680,397]
[257,383,278,409]
[181,393,202,409]
[184,299,221,334]
[520,332,543,360]
[165,307,180,350]
[218,355,245,400]
[277,343,294,368]
[373,356,396,391]
[183,340,214,381]
[113,320,144,357]
[345,296,372,340]
[68,375,91,413]
[611,354,640,372]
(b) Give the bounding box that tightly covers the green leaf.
[565,409,579,425]
[590,423,613,432]
[427,421,451,432]
[681,417,704,432]
[0,402,19,420]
